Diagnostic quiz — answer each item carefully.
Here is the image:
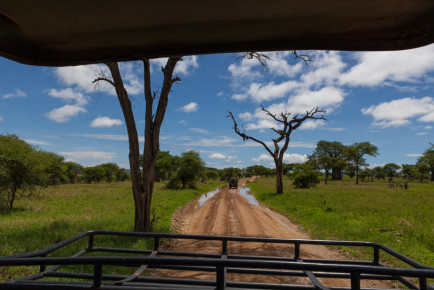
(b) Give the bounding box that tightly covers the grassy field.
[0,180,225,281]
[249,177,434,268]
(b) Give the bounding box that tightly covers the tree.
[167,151,205,188]
[0,135,46,210]
[292,163,320,189]
[383,163,400,181]
[93,57,182,232]
[64,162,83,184]
[372,166,385,180]
[228,106,325,194]
[83,165,105,183]
[100,163,120,183]
[417,143,434,181]
[344,142,378,184]
[416,162,429,183]
[116,168,131,182]
[401,164,417,182]
[311,141,347,181]
[156,151,177,181]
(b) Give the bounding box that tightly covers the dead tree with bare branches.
[93,57,182,232]
[228,106,326,194]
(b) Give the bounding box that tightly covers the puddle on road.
[238,186,259,206]
[194,186,260,210]
[196,188,220,208]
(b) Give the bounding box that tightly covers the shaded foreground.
[153,179,394,288]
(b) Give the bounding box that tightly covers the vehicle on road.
[229,177,238,189]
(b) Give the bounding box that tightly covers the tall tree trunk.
[324,170,328,184]
[355,163,359,185]
[275,159,283,194]
[431,170,434,181]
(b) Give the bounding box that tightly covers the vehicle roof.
[0,0,433,66]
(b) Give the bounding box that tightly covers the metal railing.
[1,230,433,289]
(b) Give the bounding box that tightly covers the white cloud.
[46,105,87,123]
[246,81,298,103]
[301,51,346,88]
[225,155,237,162]
[231,94,248,101]
[287,87,344,114]
[178,120,188,126]
[47,88,89,106]
[151,56,198,75]
[251,153,307,164]
[361,97,434,128]
[209,153,226,159]
[90,116,123,128]
[190,128,210,135]
[55,63,142,95]
[59,151,116,166]
[405,153,422,157]
[217,91,225,97]
[266,51,303,77]
[425,126,432,130]
[416,132,428,136]
[339,44,434,86]
[177,102,199,113]
[24,139,51,146]
[300,119,326,130]
[239,112,253,121]
[182,136,239,147]
[72,133,144,142]
[3,89,27,99]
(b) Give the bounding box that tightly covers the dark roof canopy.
[0,0,433,66]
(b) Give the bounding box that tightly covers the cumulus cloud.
[90,116,123,128]
[3,89,27,99]
[178,120,188,126]
[287,87,344,114]
[209,153,226,159]
[416,132,428,136]
[177,102,199,113]
[300,119,326,130]
[45,88,89,122]
[251,153,307,164]
[339,44,434,86]
[231,94,248,101]
[47,88,89,106]
[239,112,253,121]
[246,81,298,103]
[301,51,346,88]
[151,56,198,75]
[361,97,434,128]
[59,151,116,166]
[46,105,86,123]
[55,62,142,95]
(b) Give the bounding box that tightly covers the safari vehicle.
[0,1,433,289]
[229,177,238,189]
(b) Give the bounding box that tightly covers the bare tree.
[93,57,182,232]
[228,106,326,194]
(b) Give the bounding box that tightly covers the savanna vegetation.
[0,180,225,281]
[249,177,433,267]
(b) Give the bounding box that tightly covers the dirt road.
[155,179,391,287]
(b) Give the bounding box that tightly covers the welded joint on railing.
[351,271,361,290]
[294,242,300,260]
[373,246,380,265]
[93,263,102,288]
[154,237,160,251]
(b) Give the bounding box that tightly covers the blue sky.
[1,45,434,169]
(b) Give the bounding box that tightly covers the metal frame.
[1,230,433,289]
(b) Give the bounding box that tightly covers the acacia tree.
[93,57,182,232]
[345,142,378,184]
[228,106,325,194]
[417,143,434,181]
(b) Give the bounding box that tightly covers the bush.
[292,164,320,188]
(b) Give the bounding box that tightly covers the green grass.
[249,177,434,268]
[0,181,225,281]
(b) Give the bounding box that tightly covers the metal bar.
[373,246,380,265]
[88,233,94,250]
[305,270,330,290]
[114,250,158,285]
[351,271,361,290]
[222,240,227,255]
[294,242,300,260]
[420,277,427,290]
[154,237,159,251]
[93,264,102,288]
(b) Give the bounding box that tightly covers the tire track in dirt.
[153,178,393,288]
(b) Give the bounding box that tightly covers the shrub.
[292,164,320,188]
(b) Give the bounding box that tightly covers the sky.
[1,45,434,170]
